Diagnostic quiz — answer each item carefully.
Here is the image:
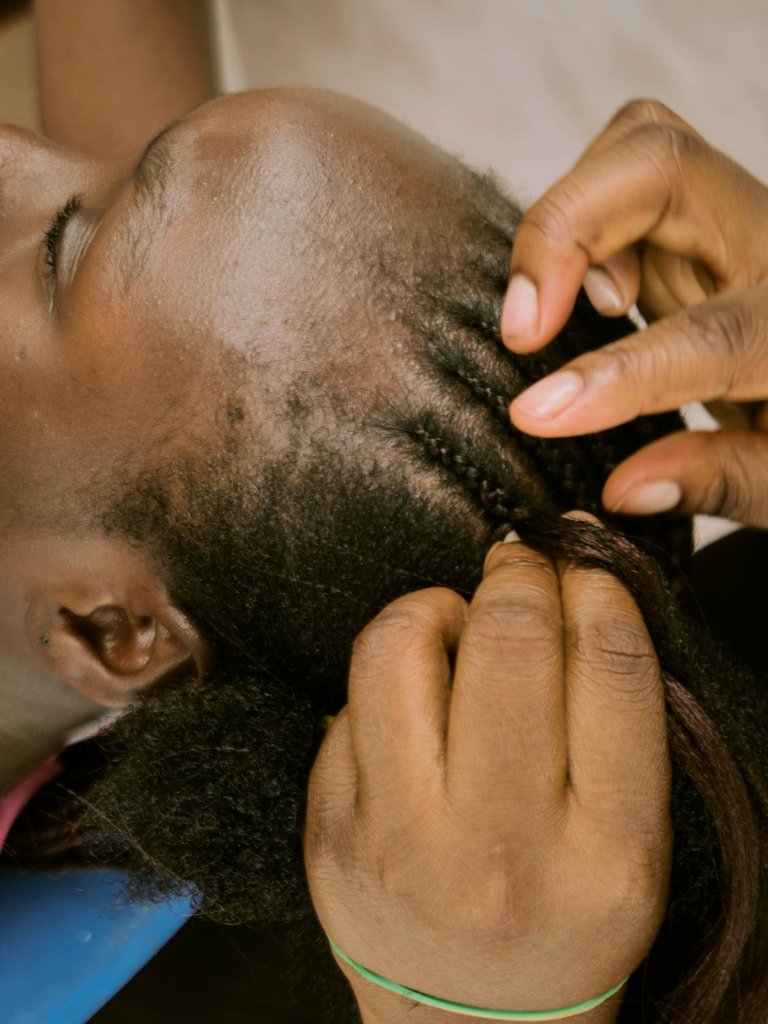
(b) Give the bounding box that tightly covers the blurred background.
[3,0,767,201]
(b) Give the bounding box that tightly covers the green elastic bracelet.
[327,937,627,1021]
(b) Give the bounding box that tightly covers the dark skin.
[17,13,760,1017]
[0,90,671,1024]
[0,0,216,788]
[308,523,669,1024]
[0,83,495,793]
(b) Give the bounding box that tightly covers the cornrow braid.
[411,424,526,529]
[377,198,768,1020]
[402,222,693,573]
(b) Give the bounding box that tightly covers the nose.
[0,122,35,149]
[0,124,31,212]
[0,124,55,223]
[0,124,95,228]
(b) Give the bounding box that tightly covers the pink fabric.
[0,755,62,850]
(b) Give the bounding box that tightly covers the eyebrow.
[115,120,181,292]
[133,120,179,197]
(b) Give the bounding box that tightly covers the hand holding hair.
[303,521,671,1024]
[501,99,768,528]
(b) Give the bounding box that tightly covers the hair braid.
[412,425,525,528]
[406,250,693,573]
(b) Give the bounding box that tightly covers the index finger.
[508,283,768,437]
[501,102,768,353]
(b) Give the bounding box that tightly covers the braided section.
[452,366,509,420]
[442,360,603,514]
[411,425,525,528]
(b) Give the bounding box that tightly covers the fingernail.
[583,267,624,314]
[502,275,539,339]
[512,371,583,420]
[611,480,682,515]
[484,532,520,574]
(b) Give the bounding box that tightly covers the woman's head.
[0,88,685,769]
[2,89,763,1023]
[0,87,525,772]
[64,88,710,985]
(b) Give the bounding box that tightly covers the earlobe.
[30,595,207,709]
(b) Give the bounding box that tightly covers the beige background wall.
[213,0,767,546]
[4,2,767,195]
[215,0,768,201]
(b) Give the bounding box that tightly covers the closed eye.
[42,193,83,283]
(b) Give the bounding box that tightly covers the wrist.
[351,975,624,1024]
[357,996,622,1024]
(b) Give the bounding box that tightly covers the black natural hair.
[4,169,767,1024]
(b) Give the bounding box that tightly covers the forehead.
[68,89,477,411]
[96,94,355,342]
[108,89,458,273]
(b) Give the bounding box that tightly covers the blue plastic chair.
[0,869,193,1024]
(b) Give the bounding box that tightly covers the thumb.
[603,429,768,528]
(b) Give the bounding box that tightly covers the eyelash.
[43,193,83,280]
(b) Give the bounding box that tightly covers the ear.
[27,573,208,709]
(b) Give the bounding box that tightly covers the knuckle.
[304,810,343,867]
[579,340,650,417]
[568,822,672,928]
[698,470,732,519]
[368,826,428,900]
[304,789,349,865]
[608,341,651,398]
[521,193,578,249]
[699,441,757,521]
[484,546,552,578]
[444,846,548,943]
[599,840,671,915]
[467,585,559,656]
[352,591,450,663]
[568,613,659,703]
[463,619,560,681]
[684,299,755,395]
[630,123,699,201]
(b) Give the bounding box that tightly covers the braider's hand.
[304,530,671,1024]
[501,100,768,527]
